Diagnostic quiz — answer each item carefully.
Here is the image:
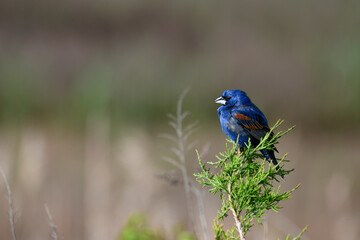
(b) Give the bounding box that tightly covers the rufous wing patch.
[234,113,252,120]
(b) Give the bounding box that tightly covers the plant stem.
[0,168,17,240]
[163,89,205,237]
[228,183,245,240]
[176,89,195,230]
[45,204,60,240]
[192,186,210,240]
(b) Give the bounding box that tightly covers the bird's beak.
[215,96,226,105]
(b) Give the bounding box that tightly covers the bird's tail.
[261,149,285,180]
[261,149,278,168]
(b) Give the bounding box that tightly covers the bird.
[215,89,280,170]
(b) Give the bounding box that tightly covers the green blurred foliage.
[309,40,360,129]
[68,62,113,125]
[173,224,197,240]
[0,60,43,123]
[118,213,196,240]
[118,213,164,240]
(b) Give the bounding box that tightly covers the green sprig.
[194,120,307,239]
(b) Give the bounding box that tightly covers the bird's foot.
[237,147,246,155]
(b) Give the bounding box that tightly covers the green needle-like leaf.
[195,120,307,239]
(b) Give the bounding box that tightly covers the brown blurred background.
[0,0,360,239]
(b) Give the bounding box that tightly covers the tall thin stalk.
[45,204,60,240]
[160,89,209,240]
[161,89,195,229]
[0,167,17,240]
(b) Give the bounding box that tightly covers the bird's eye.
[223,96,231,101]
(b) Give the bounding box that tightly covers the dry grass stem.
[161,89,210,239]
[0,167,17,240]
[191,186,210,240]
[45,204,60,240]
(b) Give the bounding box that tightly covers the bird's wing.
[232,107,274,143]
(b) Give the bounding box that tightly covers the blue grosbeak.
[215,89,279,169]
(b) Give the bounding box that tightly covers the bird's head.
[215,89,252,107]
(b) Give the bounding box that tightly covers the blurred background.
[1,0,360,239]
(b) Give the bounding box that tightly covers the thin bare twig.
[162,156,182,170]
[175,89,196,230]
[161,89,197,230]
[161,88,211,240]
[193,143,211,240]
[45,204,60,240]
[191,186,210,240]
[0,167,17,240]
[228,183,245,240]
